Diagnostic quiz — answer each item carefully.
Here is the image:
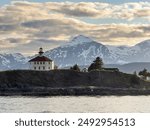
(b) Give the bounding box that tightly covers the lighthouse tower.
[39,47,44,56]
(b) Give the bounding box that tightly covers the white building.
[28,48,54,71]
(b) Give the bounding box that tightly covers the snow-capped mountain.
[0,53,28,70]
[45,36,150,67]
[44,35,111,67]
[69,35,93,45]
[0,35,150,70]
[107,39,150,64]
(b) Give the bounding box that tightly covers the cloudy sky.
[0,0,150,55]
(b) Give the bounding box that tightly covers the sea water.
[0,96,150,113]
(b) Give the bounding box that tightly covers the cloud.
[84,24,150,44]
[45,2,111,18]
[43,2,150,20]
[3,1,150,20]
[0,1,149,55]
[0,24,18,31]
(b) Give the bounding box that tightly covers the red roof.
[29,56,52,62]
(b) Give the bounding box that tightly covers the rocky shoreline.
[1,87,150,96]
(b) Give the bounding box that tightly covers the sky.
[0,0,150,55]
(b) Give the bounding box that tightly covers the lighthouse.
[28,48,54,71]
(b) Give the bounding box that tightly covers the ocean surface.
[0,96,150,113]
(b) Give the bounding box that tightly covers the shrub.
[130,74,140,85]
[70,64,80,72]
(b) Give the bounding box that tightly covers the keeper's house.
[28,48,54,71]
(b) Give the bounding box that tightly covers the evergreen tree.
[93,57,103,70]
[88,57,103,71]
[130,73,140,85]
[139,68,148,80]
[88,63,95,72]
[70,64,80,72]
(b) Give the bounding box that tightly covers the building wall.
[29,61,54,71]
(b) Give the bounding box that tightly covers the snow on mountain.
[44,35,111,67]
[42,37,150,67]
[0,35,150,70]
[131,39,150,61]
[135,39,150,48]
[69,35,93,45]
[107,39,150,64]
[0,53,28,70]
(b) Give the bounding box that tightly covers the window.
[49,67,51,70]
[49,62,51,64]
[34,67,36,70]
[37,62,39,64]
[40,62,42,64]
[43,66,45,70]
[39,67,40,70]
[34,62,36,64]
[43,62,45,64]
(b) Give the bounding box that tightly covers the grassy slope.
[0,69,150,96]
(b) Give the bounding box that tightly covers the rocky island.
[0,69,150,96]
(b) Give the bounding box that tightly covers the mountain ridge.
[0,35,150,71]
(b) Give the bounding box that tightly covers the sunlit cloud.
[0,1,149,55]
